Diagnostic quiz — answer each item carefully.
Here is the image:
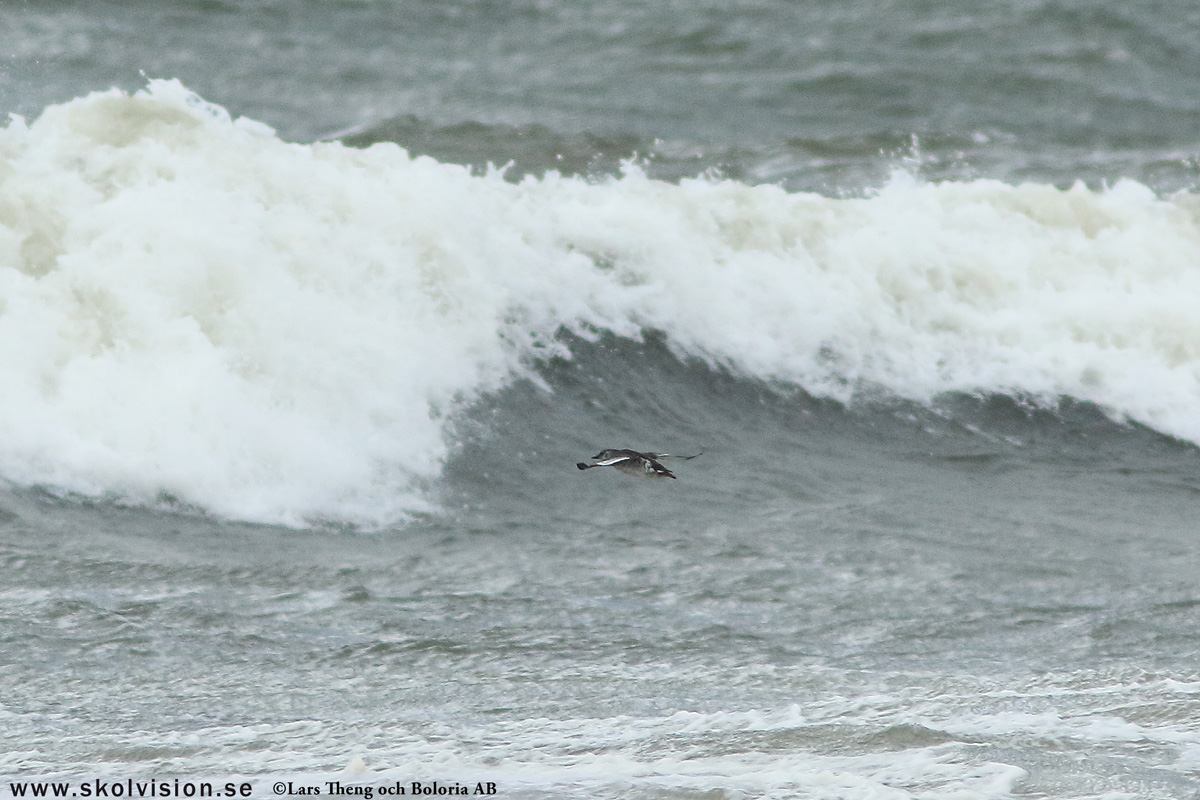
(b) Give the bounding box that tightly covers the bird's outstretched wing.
[593,454,634,466]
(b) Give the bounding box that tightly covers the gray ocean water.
[3,1,1200,797]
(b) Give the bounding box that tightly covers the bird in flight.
[576,449,701,479]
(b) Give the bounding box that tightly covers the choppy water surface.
[2,1,1200,797]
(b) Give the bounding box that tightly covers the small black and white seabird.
[576,449,701,479]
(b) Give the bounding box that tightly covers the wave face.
[4,81,1200,525]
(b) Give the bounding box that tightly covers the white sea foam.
[5,81,1200,525]
[23,707,1026,799]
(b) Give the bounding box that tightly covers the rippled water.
[3,1,1200,797]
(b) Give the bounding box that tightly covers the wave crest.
[2,80,1199,524]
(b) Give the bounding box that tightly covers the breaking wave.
[3,80,1200,525]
